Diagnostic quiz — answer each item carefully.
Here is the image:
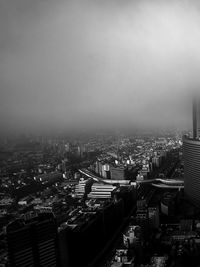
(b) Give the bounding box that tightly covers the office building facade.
[183,99,200,206]
[6,212,59,267]
[193,99,200,139]
[183,137,200,206]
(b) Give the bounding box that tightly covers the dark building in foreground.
[6,212,59,267]
[183,98,200,206]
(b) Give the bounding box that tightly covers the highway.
[78,168,184,189]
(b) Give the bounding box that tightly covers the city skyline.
[1,0,200,135]
[1,1,200,264]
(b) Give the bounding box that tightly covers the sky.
[1,0,200,135]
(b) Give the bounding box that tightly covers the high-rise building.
[6,212,59,267]
[183,98,200,206]
[123,225,142,248]
[193,98,200,139]
[136,199,149,237]
[148,206,160,229]
[183,137,200,206]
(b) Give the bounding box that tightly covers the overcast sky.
[1,0,200,135]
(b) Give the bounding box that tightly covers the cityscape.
[1,0,200,267]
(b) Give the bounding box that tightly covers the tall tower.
[193,98,200,139]
[6,212,60,267]
[193,99,197,139]
[183,98,200,206]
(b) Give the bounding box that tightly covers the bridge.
[78,168,184,189]
[78,168,130,185]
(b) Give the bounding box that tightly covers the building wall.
[183,137,200,206]
[110,166,125,180]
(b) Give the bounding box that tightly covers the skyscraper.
[193,98,200,139]
[183,98,200,206]
[6,212,59,267]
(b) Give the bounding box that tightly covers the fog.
[1,0,200,135]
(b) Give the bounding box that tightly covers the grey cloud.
[0,0,200,134]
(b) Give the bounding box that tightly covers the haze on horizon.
[1,0,200,135]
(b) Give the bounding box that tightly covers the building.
[136,210,148,234]
[110,165,125,180]
[123,225,142,248]
[34,172,63,184]
[136,172,145,181]
[152,156,161,168]
[150,256,167,267]
[183,98,200,206]
[6,212,59,267]
[74,178,93,198]
[160,192,176,216]
[140,163,150,179]
[193,98,200,139]
[102,164,110,179]
[148,206,160,229]
[110,249,135,266]
[87,183,117,199]
[183,137,200,206]
[136,200,149,236]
